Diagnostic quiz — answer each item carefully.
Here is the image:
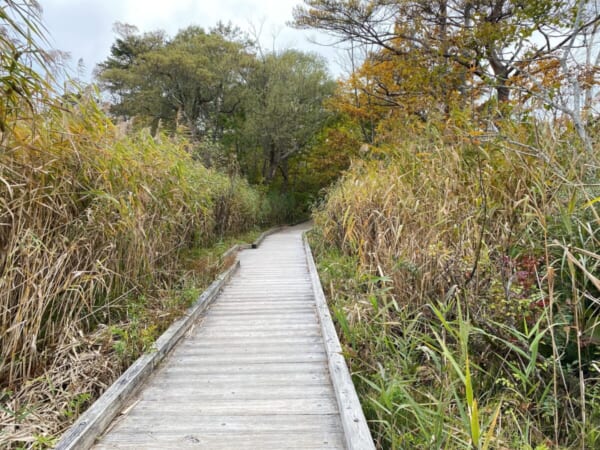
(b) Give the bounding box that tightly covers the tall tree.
[96,24,253,139]
[237,50,335,185]
[95,23,168,131]
[293,0,600,106]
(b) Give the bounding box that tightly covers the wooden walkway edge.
[55,225,374,449]
[303,235,374,450]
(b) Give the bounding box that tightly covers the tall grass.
[311,119,600,448]
[0,85,269,448]
[0,93,264,389]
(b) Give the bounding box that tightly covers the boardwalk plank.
[109,414,342,432]
[168,353,328,365]
[201,315,318,325]
[139,385,335,401]
[162,361,328,375]
[157,370,329,383]
[208,306,315,313]
[182,336,324,346]
[128,398,339,415]
[185,329,323,339]
[95,431,345,449]
[174,343,325,354]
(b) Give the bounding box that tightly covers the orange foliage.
[328,37,475,138]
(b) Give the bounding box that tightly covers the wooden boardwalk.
[80,225,371,449]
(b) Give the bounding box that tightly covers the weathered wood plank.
[127,398,339,415]
[202,314,317,324]
[95,431,345,450]
[192,326,322,337]
[206,311,316,318]
[138,385,335,401]
[145,372,330,387]
[195,322,320,331]
[199,319,318,328]
[174,342,325,354]
[189,329,323,339]
[226,277,311,282]
[182,335,324,346]
[216,294,313,300]
[208,305,315,313]
[168,352,328,364]
[212,298,314,304]
[205,308,313,316]
[180,334,323,344]
[104,414,342,433]
[206,309,316,316]
[162,361,328,375]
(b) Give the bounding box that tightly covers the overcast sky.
[39,0,344,81]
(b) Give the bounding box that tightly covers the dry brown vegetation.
[0,93,265,446]
[311,117,600,448]
[0,96,262,380]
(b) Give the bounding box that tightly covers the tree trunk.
[265,144,278,182]
[279,159,289,191]
[488,50,510,104]
[496,80,510,104]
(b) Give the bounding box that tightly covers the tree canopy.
[237,50,335,184]
[293,0,600,107]
[96,24,336,189]
[96,23,252,140]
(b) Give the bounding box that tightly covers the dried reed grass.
[0,93,264,448]
[313,120,600,447]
